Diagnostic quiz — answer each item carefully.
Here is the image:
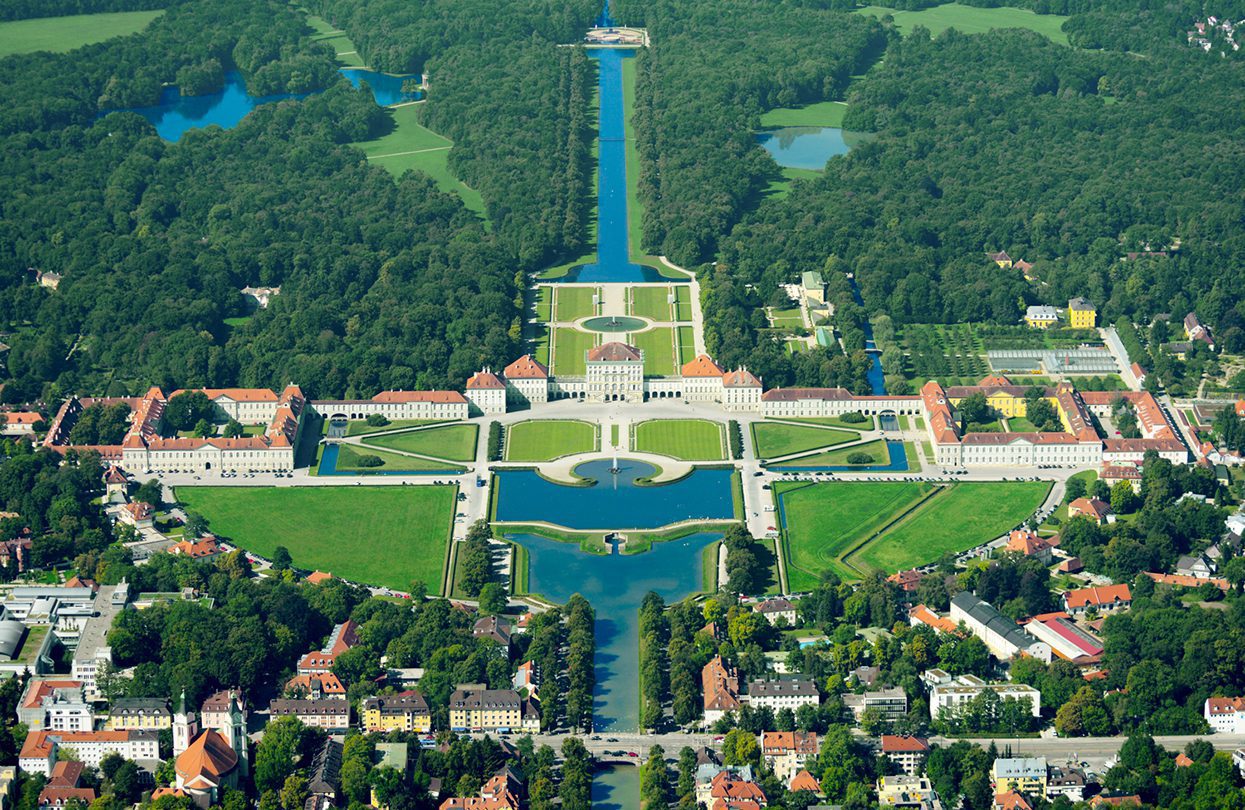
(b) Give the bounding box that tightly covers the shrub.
[846,451,874,464]
[355,454,384,467]
[727,420,742,459]
[487,422,503,461]
[841,411,867,423]
[365,413,390,427]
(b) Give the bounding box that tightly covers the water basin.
[756,126,860,171]
[581,316,649,333]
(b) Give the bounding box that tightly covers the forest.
[0,0,172,22]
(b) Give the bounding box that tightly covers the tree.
[817,725,867,803]
[253,717,306,794]
[1110,480,1138,514]
[134,479,162,507]
[222,419,244,438]
[279,774,309,810]
[958,392,990,426]
[183,512,209,539]
[477,582,507,615]
[164,392,213,432]
[193,418,215,438]
[110,761,141,804]
[271,546,292,571]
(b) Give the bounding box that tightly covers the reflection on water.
[756,126,864,171]
[591,764,639,810]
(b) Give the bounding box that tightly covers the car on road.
[606,737,619,742]
[626,752,638,758]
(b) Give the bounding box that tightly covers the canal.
[591,764,639,810]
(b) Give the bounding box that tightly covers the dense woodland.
[0,0,172,22]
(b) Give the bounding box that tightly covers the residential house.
[449,685,538,732]
[472,616,512,649]
[361,693,431,733]
[752,598,798,626]
[37,761,96,810]
[308,739,342,806]
[285,673,347,701]
[888,569,924,593]
[268,699,351,731]
[118,501,155,530]
[17,680,84,731]
[877,776,944,809]
[1067,498,1113,524]
[1004,529,1056,564]
[1176,553,1217,579]
[1184,312,1215,348]
[694,765,754,807]
[1062,584,1131,616]
[747,677,819,713]
[1024,306,1059,329]
[988,251,1014,268]
[991,758,1047,796]
[760,731,818,781]
[788,770,820,795]
[170,537,222,560]
[1067,298,1097,329]
[994,791,1034,810]
[1047,765,1088,802]
[703,656,742,725]
[512,660,539,694]
[298,620,360,674]
[19,729,159,772]
[1205,697,1245,734]
[881,735,930,776]
[709,769,768,810]
[106,698,171,730]
[1,413,40,437]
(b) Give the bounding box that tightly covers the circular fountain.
[581,315,648,333]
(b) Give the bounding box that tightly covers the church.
[157,689,249,808]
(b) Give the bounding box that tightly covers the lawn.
[350,105,485,216]
[632,327,676,377]
[759,100,848,129]
[362,424,479,462]
[0,10,163,57]
[302,10,366,67]
[677,326,696,364]
[176,486,456,591]
[551,328,597,376]
[853,3,1069,44]
[632,286,674,321]
[779,481,933,588]
[771,439,894,468]
[330,444,462,473]
[752,422,858,459]
[344,418,447,437]
[790,416,874,430]
[769,308,805,328]
[505,420,597,461]
[633,419,726,460]
[535,287,553,322]
[674,286,693,322]
[1005,416,1039,432]
[555,286,598,322]
[848,481,1051,573]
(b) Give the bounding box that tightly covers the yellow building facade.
[1068,297,1097,328]
[361,695,431,733]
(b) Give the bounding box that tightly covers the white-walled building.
[503,355,550,405]
[585,342,646,403]
[925,672,1041,720]
[464,370,508,415]
[950,592,1051,663]
[747,677,819,712]
[1206,697,1245,734]
[313,390,469,422]
[19,730,159,773]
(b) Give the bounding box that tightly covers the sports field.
[853,3,1069,44]
[633,419,726,460]
[551,328,596,376]
[0,10,163,57]
[555,286,598,322]
[631,287,674,321]
[363,424,478,461]
[505,419,597,461]
[778,481,1050,587]
[632,328,676,376]
[759,100,848,129]
[176,486,456,591]
[351,105,485,215]
[751,422,857,459]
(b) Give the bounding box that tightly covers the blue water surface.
[847,274,887,395]
[510,530,719,730]
[125,68,419,141]
[591,765,639,810]
[756,126,852,171]
[494,459,734,529]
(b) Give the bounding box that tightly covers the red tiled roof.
[587,342,642,362]
[1068,498,1112,520]
[503,355,549,379]
[1204,697,1245,716]
[466,371,505,390]
[788,769,820,793]
[1145,572,1229,590]
[681,354,725,377]
[306,571,334,585]
[722,368,762,388]
[3,412,40,425]
[995,791,1034,810]
[37,787,97,806]
[922,381,960,444]
[171,538,220,558]
[881,734,930,753]
[761,731,818,755]
[22,680,83,710]
[703,656,741,713]
[1064,584,1131,609]
[372,390,468,403]
[909,604,960,635]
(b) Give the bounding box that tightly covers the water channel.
[591,764,640,809]
[123,68,420,141]
[493,459,734,529]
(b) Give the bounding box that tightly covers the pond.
[592,764,639,810]
[756,126,867,171]
[125,68,420,141]
[509,530,719,731]
[493,458,735,529]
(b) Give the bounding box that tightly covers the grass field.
[302,10,366,67]
[632,328,676,376]
[330,443,462,472]
[759,100,848,129]
[779,480,1049,586]
[633,419,726,460]
[551,328,596,376]
[632,286,674,321]
[789,416,874,430]
[0,10,163,57]
[555,286,598,322]
[1005,416,1040,432]
[853,3,1069,44]
[350,105,485,216]
[769,308,805,328]
[674,286,693,322]
[535,287,553,322]
[344,418,445,437]
[771,439,893,468]
[752,422,857,459]
[362,424,478,461]
[505,420,597,461]
[677,326,696,364]
[177,486,456,591]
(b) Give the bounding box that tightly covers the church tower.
[172,689,199,756]
[228,691,249,775]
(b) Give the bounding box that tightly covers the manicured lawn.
[752,422,857,459]
[632,286,674,321]
[674,286,693,322]
[534,325,551,366]
[1006,416,1039,432]
[535,287,553,322]
[789,416,873,430]
[779,481,933,588]
[303,12,367,67]
[632,327,676,377]
[344,418,446,437]
[849,482,1051,573]
[505,420,597,461]
[769,308,804,328]
[555,286,598,322]
[771,439,893,468]
[363,424,479,461]
[351,105,485,216]
[0,10,163,57]
[677,326,696,364]
[633,419,726,460]
[759,100,848,128]
[551,328,596,376]
[176,486,456,591]
[331,444,462,472]
[853,3,1069,44]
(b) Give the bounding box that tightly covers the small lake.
[756,126,860,171]
[494,458,734,529]
[592,764,639,809]
[126,68,420,141]
[510,530,719,731]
